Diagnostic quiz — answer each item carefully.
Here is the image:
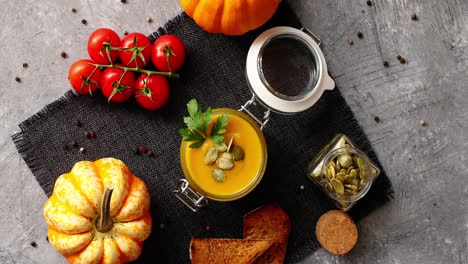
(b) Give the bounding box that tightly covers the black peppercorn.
[81,19,87,25]
[366,1,372,6]
[399,57,406,64]
[410,13,417,21]
[70,7,77,13]
[22,63,28,68]
[396,55,402,60]
[357,32,363,38]
[61,52,68,59]
[383,60,389,67]
[15,77,21,82]
[70,140,78,147]
[121,0,127,3]
[373,116,380,122]
[30,241,37,248]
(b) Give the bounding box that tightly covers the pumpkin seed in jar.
[217,157,234,170]
[230,145,245,161]
[329,165,336,179]
[338,154,353,168]
[204,148,218,165]
[349,169,357,177]
[336,175,345,183]
[356,156,365,168]
[330,179,344,195]
[214,142,228,152]
[212,168,225,182]
[344,184,358,191]
[336,172,346,179]
[345,189,357,195]
[335,160,342,170]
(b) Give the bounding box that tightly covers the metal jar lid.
[246,26,335,114]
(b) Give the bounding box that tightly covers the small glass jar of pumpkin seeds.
[308,134,380,211]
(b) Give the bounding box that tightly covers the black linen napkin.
[13,3,392,263]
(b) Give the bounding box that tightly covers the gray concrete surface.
[0,0,467,263]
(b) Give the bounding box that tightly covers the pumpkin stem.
[96,183,114,232]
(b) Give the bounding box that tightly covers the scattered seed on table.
[366,1,372,6]
[81,19,87,25]
[147,150,153,157]
[133,147,139,155]
[22,63,28,68]
[70,140,77,147]
[79,147,86,153]
[140,146,148,153]
[83,131,90,138]
[396,55,402,60]
[347,39,354,45]
[76,120,82,127]
[357,32,363,38]
[146,17,152,23]
[383,60,389,67]
[61,52,68,59]
[30,241,37,248]
[89,131,95,138]
[373,116,380,122]
[46,236,49,242]
[15,77,21,82]
[399,57,406,64]
[123,30,128,36]
[121,0,127,3]
[410,13,417,21]
[70,7,77,13]
[419,120,426,126]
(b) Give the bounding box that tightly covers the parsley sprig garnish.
[179,99,228,148]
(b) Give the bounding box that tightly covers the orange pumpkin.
[180,0,282,36]
[43,158,152,263]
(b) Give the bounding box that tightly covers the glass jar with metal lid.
[174,27,335,212]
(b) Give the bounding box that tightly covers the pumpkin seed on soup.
[204,148,218,165]
[230,145,245,161]
[214,143,228,152]
[212,168,225,182]
[217,157,234,170]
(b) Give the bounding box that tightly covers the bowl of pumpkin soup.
[180,108,267,201]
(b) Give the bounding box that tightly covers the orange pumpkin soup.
[182,110,266,199]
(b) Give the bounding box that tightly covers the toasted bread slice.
[190,238,273,264]
[315,210,358,254]
[244,204,290,264]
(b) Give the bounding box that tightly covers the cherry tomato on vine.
[68,59,101,95]
[134,74,170,110]
[100,66,135,103]
[88,28,121,64]
[152,34,186,72]
[119,33,152,68]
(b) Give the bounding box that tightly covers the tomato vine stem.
[90,63,179,78]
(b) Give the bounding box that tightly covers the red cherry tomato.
[134,74,170,110]
[152,34,186,72]
[119,33,152,68]
[87,28,121,64]
[100,66,135,103]
[68,59,101,95]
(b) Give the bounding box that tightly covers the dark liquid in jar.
[260,36,319,99]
